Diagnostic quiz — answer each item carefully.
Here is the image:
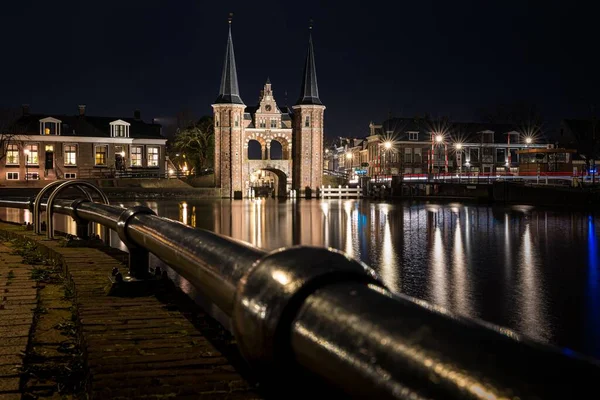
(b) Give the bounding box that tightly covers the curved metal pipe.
[46,180,109,239]
[1,195,600,399]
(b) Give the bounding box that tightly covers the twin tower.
[211,20,325,198]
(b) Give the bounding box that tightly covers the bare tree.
[0,108,25,163]
[478,102,545,139]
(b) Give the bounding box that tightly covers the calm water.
[2,199,599,359]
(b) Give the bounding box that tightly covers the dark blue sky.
[0,0,597,139]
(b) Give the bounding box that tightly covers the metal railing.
[0,180,599,399]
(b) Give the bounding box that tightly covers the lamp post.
[455,143,463,179]
[345,152,353,180]
[434,134,444,176]
[24,149,30,182]
[383,141,392,181]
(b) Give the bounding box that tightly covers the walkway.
[0,223,261,399]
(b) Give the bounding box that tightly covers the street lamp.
[435,135,443,143]
[525,137,533,144]
[454,143,463,177]
[24,149,30,181]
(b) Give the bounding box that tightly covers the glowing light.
[24,149,30,155]
[120,151,125,157]
[525,137,533,144]
[345,152,353,160]
[455,143,463,150]
[435,135,443,143]
[272,270,290,285]
[384,141,392,150]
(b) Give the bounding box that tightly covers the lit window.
[147,147,159,167]
[95,145,108,166]
[25,144,39,165]
[6,144,19,165]
[305,115,310,127]
[44,127,50,135]
[131,146,143,167]
[6,172,19,180]
[45,145,54,152]
[64,144,77,166]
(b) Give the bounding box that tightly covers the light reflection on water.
[1,198,600,359]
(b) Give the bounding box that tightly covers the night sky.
[1,1,597,139]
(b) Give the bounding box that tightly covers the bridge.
[0,179,599,399]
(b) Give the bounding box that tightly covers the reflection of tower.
[212,17,246,198]
[292,25,326,197]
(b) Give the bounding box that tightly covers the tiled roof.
[13,113,163,139]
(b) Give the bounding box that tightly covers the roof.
[296,33,322,106]
[12,113,163,139]
[214,25,244,105]
[376,117,530,144]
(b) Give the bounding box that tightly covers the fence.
[320,185,362,198]
[0,179,598,399]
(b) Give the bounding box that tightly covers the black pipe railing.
[1,182,600,399]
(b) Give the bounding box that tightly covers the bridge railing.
[0,179,599,399]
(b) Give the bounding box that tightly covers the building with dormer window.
[1,104,166,184]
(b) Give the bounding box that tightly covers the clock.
[265,105,272,112]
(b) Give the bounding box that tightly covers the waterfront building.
[327,117,552,182]
[0,104,166,185]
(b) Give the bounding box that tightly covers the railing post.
[115,205,157,281]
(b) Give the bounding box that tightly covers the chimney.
[134,109,141,120]
[78,104,86,116]
[22,104,30,116]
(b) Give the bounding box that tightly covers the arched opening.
[271,137,290,159]
[249,168,288,198]
[247,140,262,160]
[270,140,283,159]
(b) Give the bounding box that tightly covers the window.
[114,125,126,137]
[39,118,62,135]
[26,172,40,180]
[482,132,494,143]
[404,147,413,163]
[470,148,480,163]
[305,115,310,127]
[95,145,108,166]
[259,119,266,128]
[147,146,159,167]
[6,172,19,180]
[496,148,506,163]
[65,173,76,179]
[270,119,277,128]
[131,146,143,167]
[45,145,54,152]
[6,144,19,165]
[234,115,239,127]
[64,144,77,166]
[25,144,39,165]
[43,122,56,135]
[414,148,422,163]
[409,132,418,141]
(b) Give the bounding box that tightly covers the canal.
[2,198,599,360]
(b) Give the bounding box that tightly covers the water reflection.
[1,199,599,358]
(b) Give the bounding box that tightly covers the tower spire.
[215,13,244,105]
[296,19,322,105]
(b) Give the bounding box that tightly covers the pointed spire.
[215,13,244,105]
[266,76,271,85]
[296,19,322,106]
